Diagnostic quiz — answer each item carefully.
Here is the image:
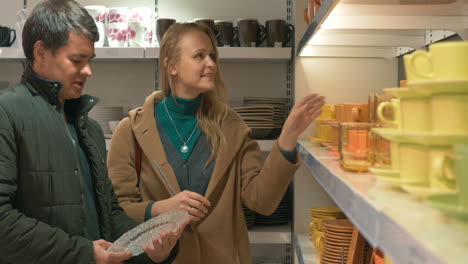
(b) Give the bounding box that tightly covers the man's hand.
[143,218,190,263]
[93,239,133,264]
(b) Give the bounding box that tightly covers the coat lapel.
[131,91,182,196]
[204,111,250,200]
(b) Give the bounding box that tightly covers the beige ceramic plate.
[370,167,402,187]
[323,247,349,257]
[383,87,425,98]
[324,234,352,243]
[321,258,342,264]
[369,167,400,178]
[324,243,350,252]
[310,212,345,217]
[324,237,352,247]
[310,210,345,216]
[401,184,456,198]
[372,128,468,146]
[375,175,402,187]
[321,252,348,262]
[310,207,343,213]
[325,230,353,238]
[408,80,468,95]
[323,218,353,228]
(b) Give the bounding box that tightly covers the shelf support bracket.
[397,47,415,57]
[425,29,458,45]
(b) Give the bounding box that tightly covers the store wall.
[296,57,397,138]
[0,1,24,91]
[0,1,23,29]
[2,0,291,107]
[294,165,336,234]
[0,61,23,91]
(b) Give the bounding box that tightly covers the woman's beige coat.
[107,91,301,264]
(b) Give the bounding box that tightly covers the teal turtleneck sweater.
[155,94,201,162]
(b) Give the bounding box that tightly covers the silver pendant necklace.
[163,100,198,153]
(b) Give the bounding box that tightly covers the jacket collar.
[21,66,99,115]
[21,65,62,108]
[130,91,249,201]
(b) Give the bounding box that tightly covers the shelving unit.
[0,48,25,59]
[293,1,468,264]
[146,47,292,62]
[0,47,292,62]
[297,140,468,264]
[298,0,468,58]
[248,223,292,244]
[295,234,318,264]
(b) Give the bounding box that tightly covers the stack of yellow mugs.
[372,41,468,223]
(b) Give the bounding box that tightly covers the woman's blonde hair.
[159,22,227,163]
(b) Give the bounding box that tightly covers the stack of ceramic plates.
[242,203,256,229]
[308,206,346,245]
[320,219,372,264]
[255,188,291,225]
[243,96,288,123]
[232,97,288,139]
[89,106,124,136]
[310,207,346,220]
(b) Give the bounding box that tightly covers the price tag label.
[251,42,256,47]
[274,42,282,48]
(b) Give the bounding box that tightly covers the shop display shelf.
[295,234,319,264]
[0,48,25,59]
[248,223,292,244]
[95,47,145,60]
[0,47,291,62]
[297,0,468,58]
[146,47,292,62]
[297,140,468,264]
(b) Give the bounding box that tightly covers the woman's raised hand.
[278,93,325,151]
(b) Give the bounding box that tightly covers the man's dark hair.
[22,0,99,66]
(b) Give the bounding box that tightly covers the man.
[0,0,185,263]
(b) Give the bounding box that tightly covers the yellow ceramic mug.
[377,96,430,132]
[317,104,336,120]
[431,93,468,134]
[399,143,430,186]
[377,98,401,128]
[455,144,468,206]
[403,52,432,82]
[390,142,400,171]
[319,124,333,142]
[429,147,456,190]
[405,41,468,81]
[432,144,468,205]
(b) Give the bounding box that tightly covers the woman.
[107,23,325,264]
